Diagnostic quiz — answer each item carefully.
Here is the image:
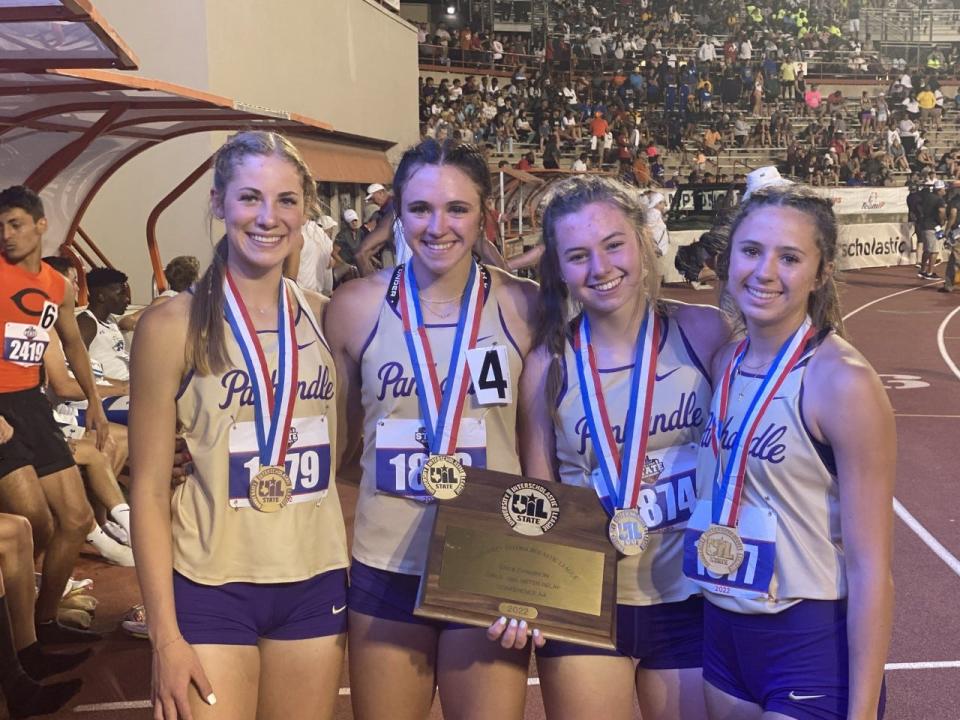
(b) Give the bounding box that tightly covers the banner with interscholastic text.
[660,222,915,284]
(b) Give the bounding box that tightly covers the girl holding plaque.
[129,132,348,720]
[683,185,894,720]
[515,175,730,720]
[325,138,541,720]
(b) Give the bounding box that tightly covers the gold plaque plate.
[415,466,618,650]
[439,526,604,616]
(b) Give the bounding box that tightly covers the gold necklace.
[418,291,462,320]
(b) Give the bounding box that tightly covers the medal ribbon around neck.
[223,272,299,467]
[398,261,485,456]
[710,318,815,528]
[573,305,660,516]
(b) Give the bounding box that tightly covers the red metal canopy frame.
[0,0,138,70]
[0,67,394,290]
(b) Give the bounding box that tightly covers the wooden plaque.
[415,466,618,650]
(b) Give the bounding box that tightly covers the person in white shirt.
[285,215,336,295]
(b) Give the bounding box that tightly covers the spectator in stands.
[334,209,362,281]
[917,85,937,130]
[804,82,822,117]
[356,182,398,276]
[77,268,130,382]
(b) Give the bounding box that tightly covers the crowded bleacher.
[415,0,960,190]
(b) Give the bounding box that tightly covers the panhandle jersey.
[174,280,347,585]
[685,336,845,614]
[555,311,712,606]
[354,264,522,575]
[0,259,65,393]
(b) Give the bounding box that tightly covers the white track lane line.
[843,279,960,580]
[80,667,960,713]
[936,305,960,382]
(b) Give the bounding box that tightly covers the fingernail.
[508,618,518,628]
[206,693,217,706]
[533,629,541,637]
[498,616,507,624]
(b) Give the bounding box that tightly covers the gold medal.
[608,508,649,556]
[698,524,744,575]
[420,454,466,500]
[248,465,293,513]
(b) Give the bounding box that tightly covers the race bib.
[590,442,699,532]
[682,500,777,599]
[228,416,330,509]
[466,345,512,406]
[3,322,50,367]
[375,417,486,499]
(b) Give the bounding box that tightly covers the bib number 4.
[467,346,512,405]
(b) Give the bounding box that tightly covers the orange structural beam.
[146,153,214,292]
[75,226,114,268]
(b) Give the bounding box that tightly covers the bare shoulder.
[297,287,329,325]
[325,270,391,354]
[130,291,190,375]
[489,265,539,355]
[490,265,538,323]
[806,333,884,401]
[804,332,894,447]
[523,342,554,376]
[664,300,735,375]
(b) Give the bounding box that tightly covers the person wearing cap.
[355,182,399,277]
[919,180,947,280]
[335,209,362,279]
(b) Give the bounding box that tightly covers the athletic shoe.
[121,605,148,639]
[938,287,952,293]
[35,575,95,598]
[923,272,940,280]
[102,520,130,546]
[87,529,134,567]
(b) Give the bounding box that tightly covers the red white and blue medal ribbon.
[222,272,299,468]
[573,306,660,517]
[398,261,484,456]
[710,318,815,527]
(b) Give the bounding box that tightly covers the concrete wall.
[79,0,418,303]
[79,0,214,303]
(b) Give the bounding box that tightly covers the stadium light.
[446,4,456,15]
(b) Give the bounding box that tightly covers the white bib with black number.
[3,322,50,367]
[466,345,512,406]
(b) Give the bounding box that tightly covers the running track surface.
[32,265,960,720]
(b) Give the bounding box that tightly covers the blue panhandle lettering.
[575,391,703,456]
[220,363,334,410]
